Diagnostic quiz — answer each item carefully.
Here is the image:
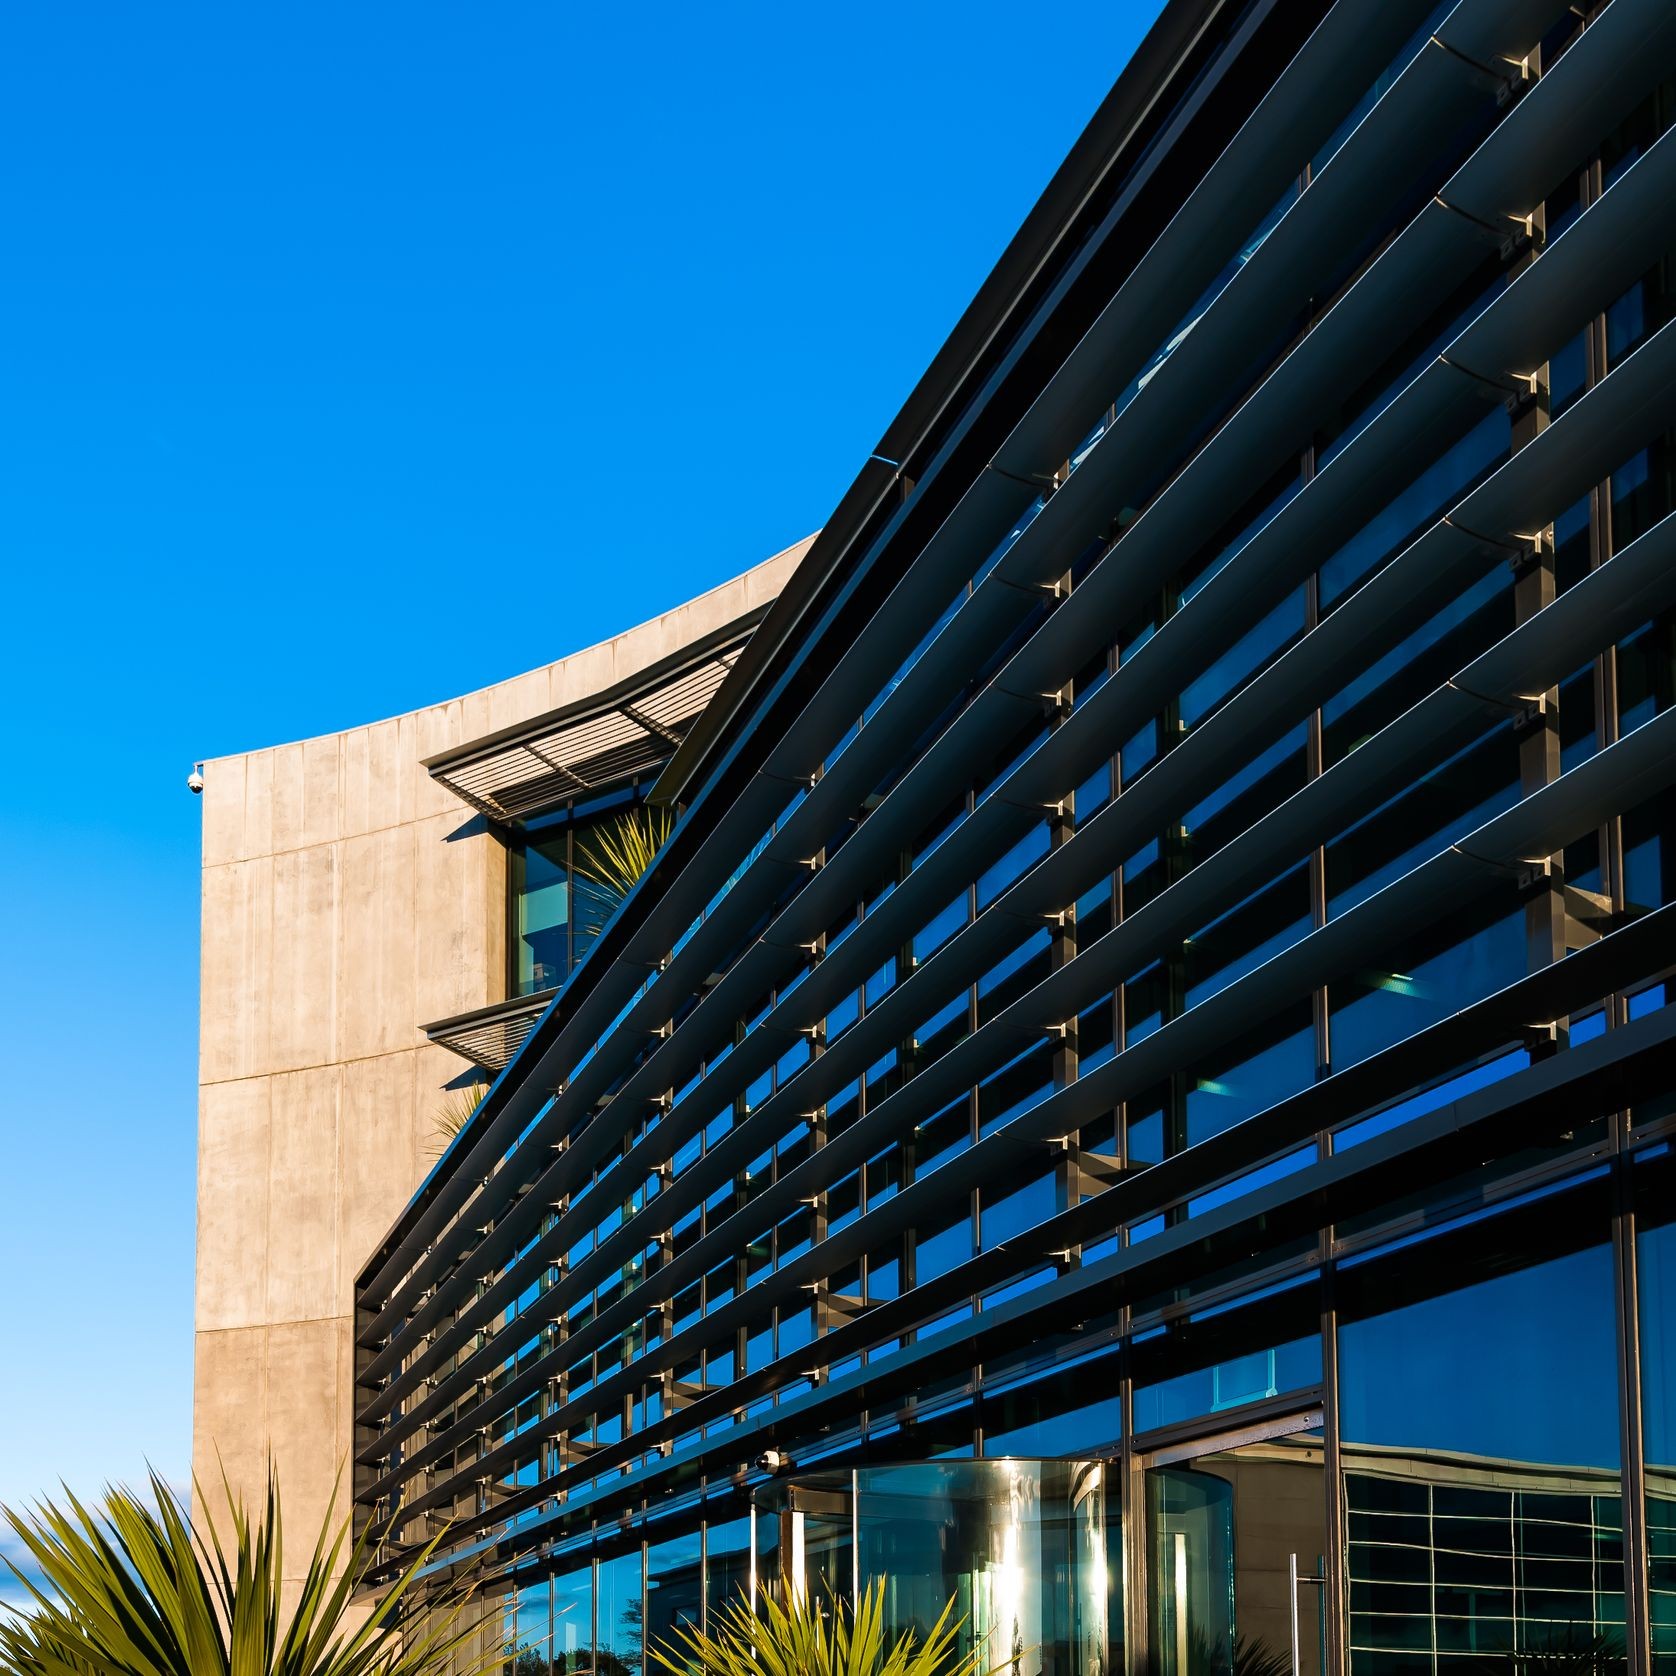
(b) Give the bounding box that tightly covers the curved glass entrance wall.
[753,1460,1109,1676]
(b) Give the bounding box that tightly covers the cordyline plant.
[431,1079,492,1156]
[651,1581,1002,1676]
[572,805,677,938]
[0,1466,487,1676]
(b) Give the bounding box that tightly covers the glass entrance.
[1143,1416,1327,1676]
[755,1459,1110,1676]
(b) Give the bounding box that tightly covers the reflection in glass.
[1338,1184,1623,1675]
[1135,1338,1321,1437]
[646,1528,703,1654]
[515,833,572,996]
[1132,1279,1321,1439]
[595,1549,643,1676]
[982,1350,1123,1458]
[552,1565,592,1676]
[510,1581,551,1676]
[1638,1151,1676,1675]
[702,1514,756,1626]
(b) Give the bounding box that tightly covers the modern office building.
[195,0,1676,1671]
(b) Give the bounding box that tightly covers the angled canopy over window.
[424,616,763,825]
[422,990,556,1073]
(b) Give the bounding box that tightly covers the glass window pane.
[510,1581,550,1676]
[1338,1182,1622,1676]
[1637,1150,1676,1675]
[553,1566,593,1676]
[1133,1282,1321,1435]
[515,834,570,995]
[1146,1428,1326,1676]
[703,1514,755,1625]
[646,1527,702,1658]
[983,1349,1123,1457]
[596,1548,643,1676]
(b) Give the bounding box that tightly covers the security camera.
[187,769,205,795]
[754,1450,792,1475]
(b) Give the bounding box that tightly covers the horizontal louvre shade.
[349,0,1676,1595]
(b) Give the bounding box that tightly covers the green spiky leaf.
[0,1466,492,1676]
[650,1580,1010,1676]
[571,805,676,937]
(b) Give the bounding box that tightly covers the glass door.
[1141,1414,1327,1676]
[784,1480,854,1612]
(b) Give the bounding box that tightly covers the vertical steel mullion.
[566,819,574,983]
[697,1521,708,1636]
[1319,1266,1346,1676]
[1124,1434,1146,1676]
[851,1467,861,1614]
[1504,116,1564,983]
[1616,1151,1653,1676]
[543,1571,555,1676]
[589,1553,599,1672]
[1299,420,1343,1676]
[1048,608,1080,1247]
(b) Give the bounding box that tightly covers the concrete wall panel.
[265,1320,346,1542]
[335,826,416,1063]
[195,1079,272,1332]
[191,1325,270,1522]
[201,754,246,870]
[241,747,275,866]
[267,845,338,1074]
[337,1054,423,1308]
[199,857,274,1085]
[412,810,498,1025]
[265,1066,341,1325]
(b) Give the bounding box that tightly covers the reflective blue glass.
[552,1567,593,1676]
[1320,409,1510,608]
[1340,1189,1623,1675]
[1134,1333,1321,1433]
[646,1528,702,1650]
[1638,1152,1676,1671]
[596,1549,643,1676]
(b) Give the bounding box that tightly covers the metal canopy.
[422,990,556,1072]
[423,617,764,825]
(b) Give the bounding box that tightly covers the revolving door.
[753,1459,1111,1676]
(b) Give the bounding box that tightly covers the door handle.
[1288,1552,1326,1676]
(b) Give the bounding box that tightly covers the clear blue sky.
[0,0,1165,1523]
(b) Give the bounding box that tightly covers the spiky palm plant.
[431,1080,491,1156]
[651,1580,999,1676]
[0,1615,95,1676]
[0,1467,486,1676]
[571,805,677,939]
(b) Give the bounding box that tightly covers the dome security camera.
[188,768,205,795]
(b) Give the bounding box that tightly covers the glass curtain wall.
[553,1564,593,1676]
[399,31,1676,1676]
